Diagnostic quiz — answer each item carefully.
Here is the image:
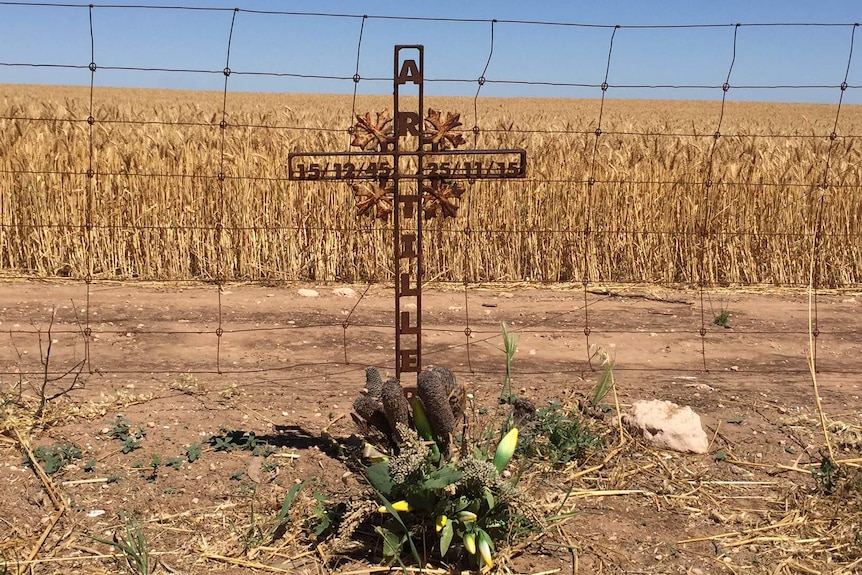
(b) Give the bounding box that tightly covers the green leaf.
[423,466,463,490]
[364,461,394,496]
[275,480,306,523]
[186,443,203,463]
[439,520,454,557]
[375,526,402,559]
[484,487,495,510]
[726,416,743,425]
[714,449,727,461]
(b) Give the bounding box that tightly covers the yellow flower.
[457,510,477,523]
[462,531,476,555]
[377,500,411,514]
[493,427,518,472]
[435,514,448,533]
[477,530,494,568]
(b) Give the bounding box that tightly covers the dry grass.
[1,84,861,286]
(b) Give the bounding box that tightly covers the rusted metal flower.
[421,178,466,219]
[350,111,394,151]
[424,109,466,149]
[352,179,394,218]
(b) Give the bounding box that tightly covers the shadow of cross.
[288,44,527,381]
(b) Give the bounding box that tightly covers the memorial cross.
[288,45,527,379]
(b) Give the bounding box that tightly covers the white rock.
[297,288,319,298]
[623,399,709,454]
[332,287,357,298]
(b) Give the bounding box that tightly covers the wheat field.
[1,84,860,286]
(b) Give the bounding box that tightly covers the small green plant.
[233,481,307,553]
[499,322,518,404]
[519,402,602,466]
[106,415,145,454]
[145,454,161,482]
[84,459,97,472]
[710,296,732,329]
[589,347,616,409]
[812,456,842,495]
[309,489,333,537]
[165,456,184,470]
[186,443,203,463]
[209,429,275,456]
[24,442,82,475]
[93,511,152,575]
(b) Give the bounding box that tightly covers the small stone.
[622,399,709,454]
[332,287,357,298]
[298,288,319,298]
[498,292,514,298]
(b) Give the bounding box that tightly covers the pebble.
[332,287,357,298]
[298,288,319,298]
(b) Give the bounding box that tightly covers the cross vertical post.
[287,44,527,382]
[393,45,424,380]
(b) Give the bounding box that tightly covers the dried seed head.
[365,366,384,398]
[418,368,460,451]
[381,378,410,441]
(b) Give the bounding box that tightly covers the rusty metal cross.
[288,45,527,379]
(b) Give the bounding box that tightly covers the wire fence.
[1,3,860,388]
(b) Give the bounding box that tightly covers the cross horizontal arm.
[287,149,526,181]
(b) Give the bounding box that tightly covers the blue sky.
[1,0,859,103]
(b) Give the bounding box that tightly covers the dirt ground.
[1,282,861,574]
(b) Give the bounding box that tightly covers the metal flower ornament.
[348,108,470,220]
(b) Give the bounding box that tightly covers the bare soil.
[1,282,861,574]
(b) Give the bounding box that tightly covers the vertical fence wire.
[215,8,238,373]
[83,4,96,372]
[809,22,860,370]
[340,14,370,363]
[583,25,619,369]
[696,23,739,372]
[459,19,496,373]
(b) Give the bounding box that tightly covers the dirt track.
[2,282,861,574]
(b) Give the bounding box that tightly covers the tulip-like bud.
[377,500,411,514]
[410,397,435,441]
[435,514,448,533]
[362,443,389,463]
[477,530,494,568]
[457,510,477,523]
[462,531,477,555]
[493,427,519,473]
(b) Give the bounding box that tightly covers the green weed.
[93,511,151,575]
[519,401,602,466]
[24,442,82,475]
